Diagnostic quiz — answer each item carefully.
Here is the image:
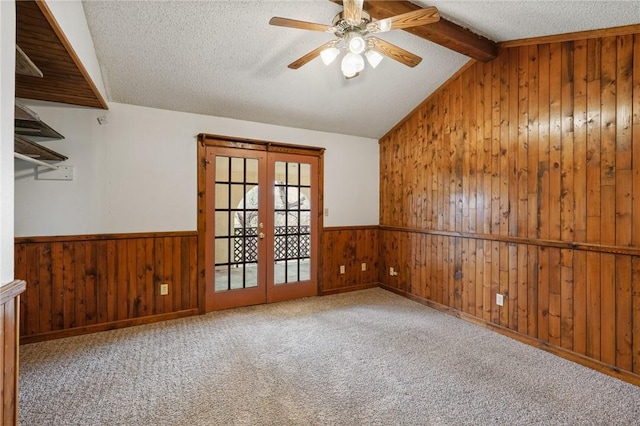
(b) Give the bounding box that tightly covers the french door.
[204,144,319,311]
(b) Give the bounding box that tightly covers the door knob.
[259,232,265,239]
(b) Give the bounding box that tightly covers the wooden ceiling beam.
[332,0,497,62]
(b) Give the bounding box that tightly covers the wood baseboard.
[321,283,379,296]
[20,309,199,345]
[378,284,640,387]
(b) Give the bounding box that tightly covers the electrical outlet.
[339,265,345,274]
[496,293,504,306]
[361,262,367,271]
[324,208,329,217]
[160,283,169,296]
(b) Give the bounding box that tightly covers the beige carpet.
[19,288,640,425]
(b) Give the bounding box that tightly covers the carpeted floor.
[19,288,640,425]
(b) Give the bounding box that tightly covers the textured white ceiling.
[82,1,640,139]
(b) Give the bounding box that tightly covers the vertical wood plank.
[154,237,164,315]
[145,239,155,316]
[51,242,63,331]
[600,36,617,366]
[171,237,182,312]
[189,236,198,309]
[529,44,542,242]
[547,43,562,347]
[518,45,529,240]
[106,240,116,322]
[135,239,148,318]
[633,257,640,374]
[74,242,86,328]
[507,47,520,330]
[468,238,477,316]
[573,250,587,355]
[24,244,40,336]
[127,239,138,318]
[585,37,602,360]
[116,240,129,321]
[62,242,75,330]
[38,244,52,333]
[96,241,108,324]
[572,38,588,355]
[632,33,640,376]
[181,237,191,310]
[517,244,528,333]
[616,256,633,370]
[15,244,27,332]
[85,242,97,325]
[538,43,551,343]
[600,254,616,365]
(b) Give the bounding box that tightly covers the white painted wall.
[15,101,379,237]
[0,0,16,284]
[45,0,106,100]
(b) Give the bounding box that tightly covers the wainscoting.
[14,227,378,342]
[14,232,198,343]
[0,280,25,425]
[379,31,640,384]
[320,226,379,294]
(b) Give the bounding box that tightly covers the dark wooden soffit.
[332,0,497,62]
[15,0,108,110]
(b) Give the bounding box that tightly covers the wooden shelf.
[14,135,68,162]
[15,45,43,78]
[14,102,64,140]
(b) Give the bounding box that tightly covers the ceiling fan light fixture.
[341,52,365,77]
[375,18,392,32]
[320,47,340,65]
[365,50,384,68]
[348,36,366,55]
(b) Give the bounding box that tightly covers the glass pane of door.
[214,156,260,291]
[273,160,312,285]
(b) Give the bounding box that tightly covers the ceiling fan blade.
[288,41,337,69]
[269,17,335,33]
[367,7,440,33]
[369,37,422,68]
[343,0,364,26]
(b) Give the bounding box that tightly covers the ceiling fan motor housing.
[332,11,371,38]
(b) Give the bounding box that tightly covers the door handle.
[259,232,265,239]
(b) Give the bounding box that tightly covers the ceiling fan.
[269,0,440,79]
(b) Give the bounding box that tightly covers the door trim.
[197,134,325,313]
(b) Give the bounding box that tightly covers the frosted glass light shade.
[341,52,365,77]
[348,36,366,54]
[320,47,340,65]
[365,50,384,68]
[376,18,392,32]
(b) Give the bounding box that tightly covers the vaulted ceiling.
[81,1,640,139]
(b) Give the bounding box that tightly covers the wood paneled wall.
[14,232,198,343]
[379,33,640,382]
[321,227,379,294]
[0,281,25,426]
